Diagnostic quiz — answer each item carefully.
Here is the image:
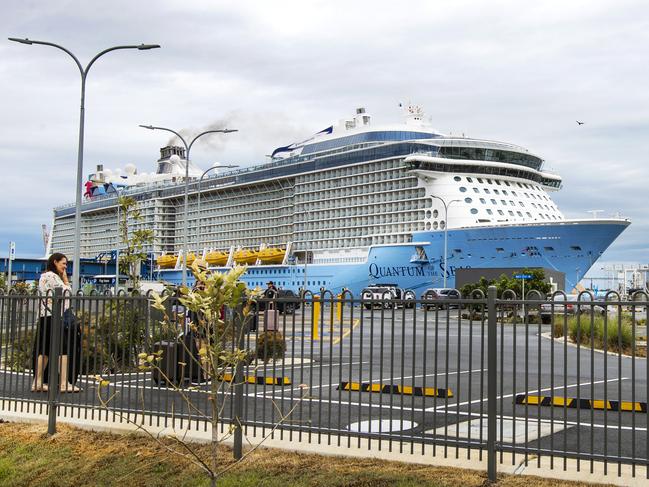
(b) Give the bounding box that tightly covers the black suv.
[421,288,461,310]
[255,289,301,314]
[361,284,416,309]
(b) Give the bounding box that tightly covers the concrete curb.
[1,403,646,486]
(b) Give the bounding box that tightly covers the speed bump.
[338,381,453,398]
[515,394,647,412]
[220,373,291,386]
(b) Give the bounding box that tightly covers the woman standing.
[31,253,81,392]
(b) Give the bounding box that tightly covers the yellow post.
[312,295,320,340]
[336,294,343,324]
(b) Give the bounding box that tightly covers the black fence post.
[487,285,497,481]
[47,287,63,435]
[233,305,245,460]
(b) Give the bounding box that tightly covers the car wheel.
[283,303,296,315]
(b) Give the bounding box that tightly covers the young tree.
[98,262,308,487]
[117,195,154,291]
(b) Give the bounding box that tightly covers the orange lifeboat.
[233,249,259,264]
[257,248,285,264]
[157,254,178,269]
[205,250,228,266]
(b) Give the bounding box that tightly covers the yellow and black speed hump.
[515,394,647,412]
[338,381,453,398]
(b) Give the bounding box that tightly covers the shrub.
[256,331,286,362]
[567,315,634,354]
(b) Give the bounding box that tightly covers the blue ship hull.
[157,220,628,296]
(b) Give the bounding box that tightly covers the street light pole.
[139,126,238,286]
[9,38,160,292]
[430,196,461,288]
[196,164,239,256]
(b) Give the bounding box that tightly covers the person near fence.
[31,253,81,393]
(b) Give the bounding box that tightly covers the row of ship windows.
[460,196,560,214]
[296,168,408,192]
[298,189,426,211]
[297,222,424,239]
[294,178,418,202]
[296,211,425,230]
[465,186,553,204]
[297,159,403,183]
[298,201,430,220]
[295,232,414,250]
[454,175,546,192]
[195,208,293,226]
[467,207,560,220]
[196,191,292,209]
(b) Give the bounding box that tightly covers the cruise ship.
[49,106,629,295]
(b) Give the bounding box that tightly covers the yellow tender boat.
[185,253,197,266]
[233,249,259,264]
[257,247,285,264]
[157,254,177,269]
[205,250,228,266]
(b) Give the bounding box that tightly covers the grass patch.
[0,422,597,487]
[552,315,646,356]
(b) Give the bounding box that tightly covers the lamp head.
[139,124,155,130]
[221,129,238,134]
[8,37,34,45]
[137,44,161,50]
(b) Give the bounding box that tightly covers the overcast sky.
[1,0,647,271]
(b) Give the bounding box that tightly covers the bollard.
[47,287,63,436]
[336,294,343,324]
[312,295,320,340]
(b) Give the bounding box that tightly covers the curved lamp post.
[430,195,461,288]
[9,37,160,291]
[139,126,238,286]
[196,164,239,255]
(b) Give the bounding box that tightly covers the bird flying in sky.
[576,120,585,125]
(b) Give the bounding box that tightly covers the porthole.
[470,208,478,214]
[433,209,439,218]
[425,210,432,218]
[454,176,461,181]
[440,220,446,229]
[433,221,439,230]
[425,222,431,230]
[459,187,467,193]
[464,197,472,203]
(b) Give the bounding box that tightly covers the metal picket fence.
[0,286,647,481]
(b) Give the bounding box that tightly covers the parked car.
[540,294,606,323]
[255,289,301,314]
[361,284,416,309]
[421,288,461,310]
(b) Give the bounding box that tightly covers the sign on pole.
[514,274,532,280]
[7,241,15,291]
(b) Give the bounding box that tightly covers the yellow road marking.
[333,319,361,345]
